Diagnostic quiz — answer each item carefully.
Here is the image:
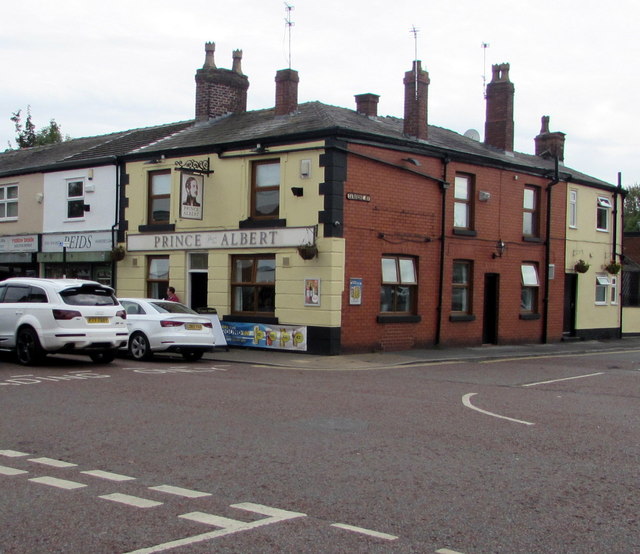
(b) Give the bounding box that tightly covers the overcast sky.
[1,0,637,186]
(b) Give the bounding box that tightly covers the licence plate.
[87,317,109,324]
[185,323,202,330]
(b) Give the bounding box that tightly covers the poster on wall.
[349,278,363,305]
[304,278,320,307]
[221,322,307,351]
[180,173,203,220]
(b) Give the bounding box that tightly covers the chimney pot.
[203,42,216,69]
[355,93,380,117]
[232,49,243,74]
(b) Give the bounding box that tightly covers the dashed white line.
[330,523,398,541]
[29,457,77,468]
[29,476,87,490]
[149,484,211,498]
[81,469,136,481]
[99,493,163,508]
[436,549,465,554]
[179,512,245,529]
[230,502,306,519]
[462,393,535,426]
[522,372,605,387]
[0,465,28,476]
[0,450,29,457]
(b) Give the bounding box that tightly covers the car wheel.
[129,332,152,360]
[16,327,46,366]
[182,350,204,362]
[90,350,116,364]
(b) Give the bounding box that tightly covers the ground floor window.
[521,263,540,313]
[595,273,610,304]
[452,260,472,313]
[380,256,417,313]
[231,254,276,315]
[147,256,169,299]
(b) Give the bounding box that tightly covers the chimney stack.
[534,116,565,162]
[274,69,299,115]
[484,63,514,152]
[195,42,250,121]
[403,61,429,140]
[355,93,380,117]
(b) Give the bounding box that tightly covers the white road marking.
[124,503,307,553]
[330,523,398,540]
[0,465,28,475]
[436,549,465,554]
[179,512,245,529]
[29,476,86,490]
[0,450,29,457]
[462,393,535,426]
[149,485,211,498]
[481,348,640,364]
[81,469,136,481]
[29,457,77,468]
[99,493,163,508]
[522,372,605,387]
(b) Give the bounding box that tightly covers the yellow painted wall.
[0,173,44,233]
[119,142,346,328]
[566,185,622,331]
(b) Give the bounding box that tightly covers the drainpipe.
[615,172,623,338]
[435,156,450,345]
[110,156,120,289]
[542,156,560,344]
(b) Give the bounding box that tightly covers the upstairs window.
[148,170,171,224]
[596,196,611,232]
[251,160,280,219]
[0,184,18,220]
[67,180,84,219]
[568,189,577,228]
[453,175,473,229]
[523,186,540,237]
[521,263,540,313]
[380,256,417,313]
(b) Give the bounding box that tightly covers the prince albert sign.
[180,173,203,220]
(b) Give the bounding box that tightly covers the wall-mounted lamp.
[291,187,304,197]
[492,240,506,259]
[251,143,267,154]
[143,155,166,165]
[402,157,421,166]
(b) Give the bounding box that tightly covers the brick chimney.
[355,93,380,117]
[403,61,429,139]
[534,115,565,162]
[195,42,249,121]
[274,69,299,115]
[484,63,514,152]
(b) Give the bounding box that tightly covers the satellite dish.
[464,129,481,141]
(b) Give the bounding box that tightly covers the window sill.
[522,236,543,243]
[239,218,287,229]
[449,314,476,322]
[519,313,541,320]
[452,229,477,237]
[376,314,421,324]
[138,223,176,233]
[224,314,278,324]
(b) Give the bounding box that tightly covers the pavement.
[204,336,640,370]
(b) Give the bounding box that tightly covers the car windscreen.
[61,285,118,306]
[149,301,198,315]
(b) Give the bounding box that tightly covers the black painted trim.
[519,313,541,320]
[453,229,477,237]
[223,315,279,324]
[239,218,287,229]
[138,223,175,233]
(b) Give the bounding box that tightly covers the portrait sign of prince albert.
[181,173,203,220]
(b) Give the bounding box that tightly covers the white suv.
[0,278,129,365]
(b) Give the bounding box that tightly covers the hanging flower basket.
[297,243,318,260]
[574,259,590,273]
[110,245,126,262]
[604,261,621,274]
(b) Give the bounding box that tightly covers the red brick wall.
[340,143,566,352]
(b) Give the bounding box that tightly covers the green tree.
[623,184,640,232]
[9,106,66,149]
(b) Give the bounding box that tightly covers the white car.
[0,278,129,365]
[118,298,215,361]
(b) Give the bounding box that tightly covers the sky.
[1,0,638,186]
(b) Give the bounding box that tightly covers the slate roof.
[130,102,613,189]
[0,121,192,178]
[0,102,612,189]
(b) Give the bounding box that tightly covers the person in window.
[183,176,200,207]
[166,287,180,302]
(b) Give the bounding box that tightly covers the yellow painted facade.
[565,185,622,335]
[118,141,346,329]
